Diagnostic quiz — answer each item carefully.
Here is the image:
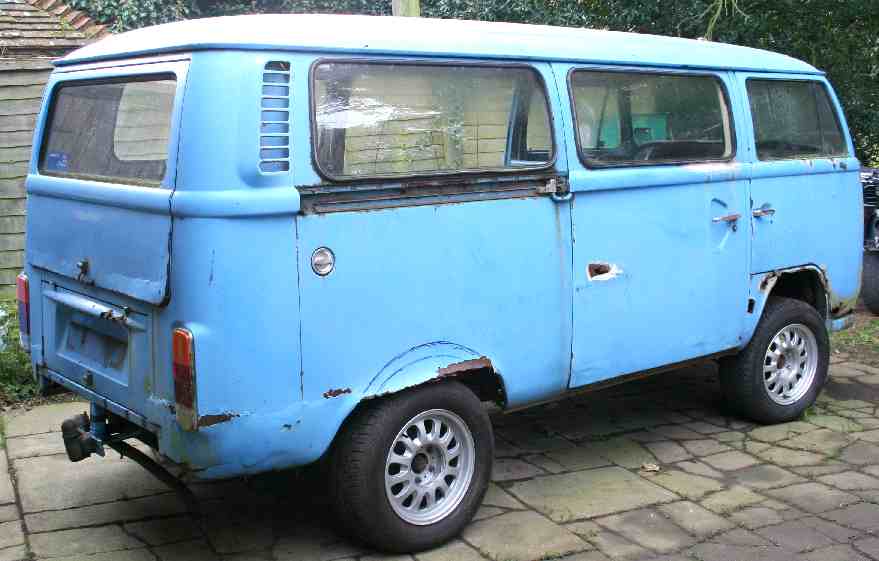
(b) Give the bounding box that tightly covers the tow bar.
[61,412,104,461]
[61,406,199,516]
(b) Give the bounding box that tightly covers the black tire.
[720,297,829,424]
[329,381,493,553]
[864,252,879,315]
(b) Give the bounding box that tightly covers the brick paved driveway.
[1,359,879,561]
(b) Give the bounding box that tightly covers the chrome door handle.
[712,212,741,224]
[753,207,776,218]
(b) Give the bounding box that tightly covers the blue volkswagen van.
[18,14,862,551]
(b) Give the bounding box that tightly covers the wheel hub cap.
[763,323,818,406]
[385,409,475,526]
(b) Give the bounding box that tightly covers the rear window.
[39,76,176,187]
[312,62,553,180]
[570,70,733,167]
[746,79,848,160]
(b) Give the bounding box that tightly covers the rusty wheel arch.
[436,357,507,405]
[760,266,831,319]
[369,357,508,406]
[327,357,507,463]
[360,342,509,407]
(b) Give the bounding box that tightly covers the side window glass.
[573,84,622,150]
[748,80,820,159]
[570,71,733,166]
[746,79,848,160]
[313,63,554,179]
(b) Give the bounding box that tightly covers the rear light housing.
[16,273,30,351]
[172,327,197,431]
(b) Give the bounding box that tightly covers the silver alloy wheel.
[763,323,819,406]
[384,408,476,526]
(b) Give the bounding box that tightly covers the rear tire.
[864,252,879,315]
[720,297,829,424]
[329,381,493,553]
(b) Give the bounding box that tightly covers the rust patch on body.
[197,412,238,428]
[588,263,611,278]
[759,272,777,291]
[323,387,352,399]
[587,262,623,281]
[438,357,493,376]
[99,308,127,324]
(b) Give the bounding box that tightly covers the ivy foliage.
[67,0,190,31]
[69,0,878,164]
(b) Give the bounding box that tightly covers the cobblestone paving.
[2,359,879,561]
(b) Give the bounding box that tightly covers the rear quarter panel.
[153,51,308,474]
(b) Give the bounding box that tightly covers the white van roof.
[57,14,822,75]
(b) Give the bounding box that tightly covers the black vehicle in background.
[863,169,879,314]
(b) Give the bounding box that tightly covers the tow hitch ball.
[61,411,106,462]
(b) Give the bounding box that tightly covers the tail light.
[16,273,30,350]
[172,327,197,431]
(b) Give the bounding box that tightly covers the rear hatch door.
[28,60,187,305]
[27,59,187,414]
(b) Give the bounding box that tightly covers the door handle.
[753,207,776,218]
[712,212,741,224]
[712,212,740,232]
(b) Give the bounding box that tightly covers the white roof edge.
[56,14,823,75]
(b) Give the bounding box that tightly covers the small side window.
[570,70,734,167]
[312,62,554,180]
[746,79,848,160]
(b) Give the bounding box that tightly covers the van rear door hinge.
[537,177,571,201]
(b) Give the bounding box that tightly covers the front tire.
[329,381,493,553]
[721,297,829,424]
[864,252,879,315]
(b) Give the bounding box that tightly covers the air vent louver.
[260,61,291,173]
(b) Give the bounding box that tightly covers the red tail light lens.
[16,273,30,350]
[172,328,197,431]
